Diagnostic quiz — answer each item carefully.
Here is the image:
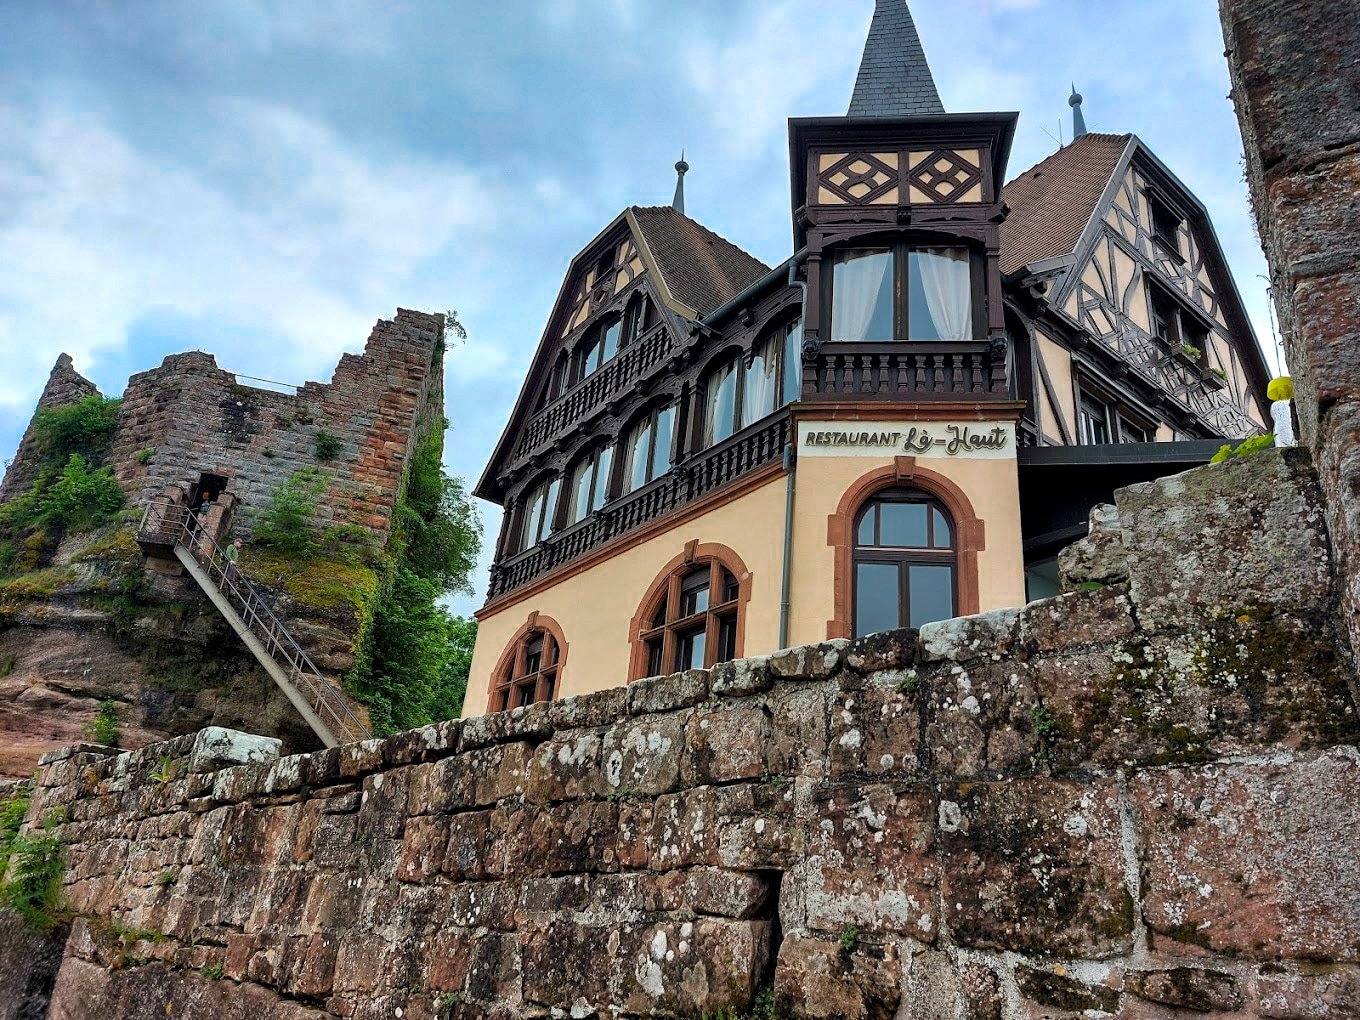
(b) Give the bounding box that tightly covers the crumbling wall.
[107,308,443,543]
[0,354,101,504]
[6,449,1360,1019]
[1221,0,1360,659]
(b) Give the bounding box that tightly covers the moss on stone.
[242,549,380,618]
[0,567,79,600]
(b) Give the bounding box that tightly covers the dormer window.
[1149,193,1182,256]
[830,245,973,342]
[574,317,622,383]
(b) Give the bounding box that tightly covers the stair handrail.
[139,497,372,742]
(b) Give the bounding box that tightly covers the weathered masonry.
[465,0,1274,716]
[6,449,1360,1018]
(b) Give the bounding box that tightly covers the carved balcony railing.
[489,414,791,601]
[803,340,1007,401]
[514,324,674,460]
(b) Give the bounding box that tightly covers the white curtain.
[832,250,892,341]
[915,249,971,341]
[742,337,778,427]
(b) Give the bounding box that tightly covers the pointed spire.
[1069,83,1088,139]
[672,150,689,215]
[848,0,945,117]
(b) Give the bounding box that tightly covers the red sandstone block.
[774,932,902,1019]
[1134,748,1360,961]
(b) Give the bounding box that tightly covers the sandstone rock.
[845,628,919,673]
[1015,966,1119,1012]
[188,727,281,773]
[1018,586,1136,653]
[627,668,709,715]
[769,640,849,681]
[1254,964,1360,1018]
[1134,747,1360,961]
[711,655,773,697]
[1057,502,1127,590]
[774,933,902,1020]
[828,675,923,779]
[1127,967,1243,1011]
[919,608,1018,664]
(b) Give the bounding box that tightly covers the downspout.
[778,256,807,650]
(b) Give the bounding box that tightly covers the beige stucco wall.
[467,436,1026,713]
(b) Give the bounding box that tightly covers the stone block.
[1014,966,1119,1013]
[681,703,771,786]
[1254,964,1360,1018]
[1057,502,1127,590]
[845,629,919,673]
[601,712,685,796]
[459,701,554,750]
[797,782,936,941]
[616,918,770,1016]
[648,784,795,871]
[774,933,902,1020]
[1133,747,1360,961]
[769,640,849,681]
[919,608,1018,664]
[939,777,1133,958]
[411,742,532,813]
[711,655,773,697]
[924,660,1040,780]
[627,668,710,715]
[549,686,628,730]
[1018,586,1136,653]
[829,675,923,779]
[525,729,605,803]
[188,727,282,774]
[1115,451,1333,632]
[1126,967,1243,1012]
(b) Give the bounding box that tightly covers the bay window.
[518,476,560,550]
[701,320,804,447]
[829,245,974,343]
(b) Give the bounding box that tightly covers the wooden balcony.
[488,414,790,602]
[802,340,1008,401]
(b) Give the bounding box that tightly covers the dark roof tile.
[631,206,771,316]
[1000,132,1131,276]
[847,0,944,117]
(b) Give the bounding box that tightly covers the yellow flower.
[1267,376,1294,401]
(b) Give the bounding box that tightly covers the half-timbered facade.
[465,0,1270,714]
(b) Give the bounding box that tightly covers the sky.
[0,0,1284,614]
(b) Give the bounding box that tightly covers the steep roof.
[631,206,771,317]
[847,0,944,117]
[1000,132,1131,276]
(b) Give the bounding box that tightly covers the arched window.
[631,546,750,679]
[490,618,566,711]
[574,316,623,383]
[623,293,652,346]
[621,402,676,494]
[701,319,803,447]
[518,475,561,550]
[564,444,613,525]
[853,488,957,636]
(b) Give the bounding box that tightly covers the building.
[465,0,1270,714]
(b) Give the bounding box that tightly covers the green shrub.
[390,426,480,594]
[1210,432,1276,464]
[84,699,121,747]
[0,787,31,871]
[31,395,121,460]
[313,429,343,461]
[38,455,124,532]
[134,447,155,465]
[1,807,64,932]
[252,468,328,556]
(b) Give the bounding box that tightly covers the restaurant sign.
[797,420,1015,459]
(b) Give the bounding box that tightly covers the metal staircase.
[136,498,371,747]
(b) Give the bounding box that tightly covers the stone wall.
[1221,0,1360,660]
[106,308,444,543]
[6,449,1360,1019]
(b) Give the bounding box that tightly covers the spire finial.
[848,0,944,117]
[1069,83,1087,139]
[672,150,689,215]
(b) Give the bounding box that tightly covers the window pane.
[717,616,738,663]
[1025,557,1061,603]
[602,319,622,362]
[521,485,545,547]
[879,502,929,547]
[908,565,954,628]
[782,320,803,405]
[831,249,894,342]
[567,457,593,524]
[591,446,612,511]
[907,248,971,341]
[651,405,675,478]
[583,337,602,377]
[931,507,952,548]
[624,417,652,493]
[704,359,739,446]
[855,562,900,637]
[680,572,710,616]
[856,506,876,546]
[646,639,664,678]
[543,478,560,536]
[679,629,707,670]
[741,336,779,428]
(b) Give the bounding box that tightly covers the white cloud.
[0,97,501,420]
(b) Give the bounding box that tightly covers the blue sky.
[0,0,1282,613]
